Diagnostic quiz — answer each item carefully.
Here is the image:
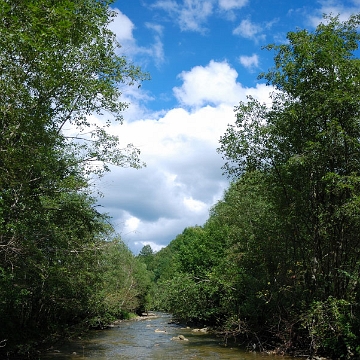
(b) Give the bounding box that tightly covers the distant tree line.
[142,15,360,358]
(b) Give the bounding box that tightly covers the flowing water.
[41,313,286,359]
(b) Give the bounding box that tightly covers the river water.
[41,313,285,359]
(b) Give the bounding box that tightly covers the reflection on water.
[41,313,283,359]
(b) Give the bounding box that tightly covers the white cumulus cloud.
[108,8,165,66]
[173,60,271,108]
[152,0,214,32]
[218,0,248,10]
[308,0,360,26]
[97,60,274,253]
[233,18,265,42]
[108,8,135,42]
[239,53,259,70]
[183,197,207,212]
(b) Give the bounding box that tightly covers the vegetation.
[148,15,360,358]
[0,0,151,357]
[3,1,360,358]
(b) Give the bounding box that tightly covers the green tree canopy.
[218,14,360,356]
[152,14,360,358]
[0,0,149,356]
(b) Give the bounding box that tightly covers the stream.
[41,313,287,359]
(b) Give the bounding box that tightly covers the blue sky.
[97,0,360,253]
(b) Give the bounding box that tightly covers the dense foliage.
[150,15,360,358]
[0,0,151,357]
[3,3,360,358]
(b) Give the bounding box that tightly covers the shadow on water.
[41,313,288,360]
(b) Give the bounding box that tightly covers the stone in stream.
[192,328,208,333]
[171,335,189,341]
[154,329,167,333]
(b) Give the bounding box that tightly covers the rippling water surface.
[41,313,286,359]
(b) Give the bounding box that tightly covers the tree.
[0,0,148,259]
[138,245,155,271]
[0,0,148,355]
[92,237,153,323]
[218,14,360,356]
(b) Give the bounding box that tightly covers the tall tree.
[218,14,360,355]
[0,0,148,355]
